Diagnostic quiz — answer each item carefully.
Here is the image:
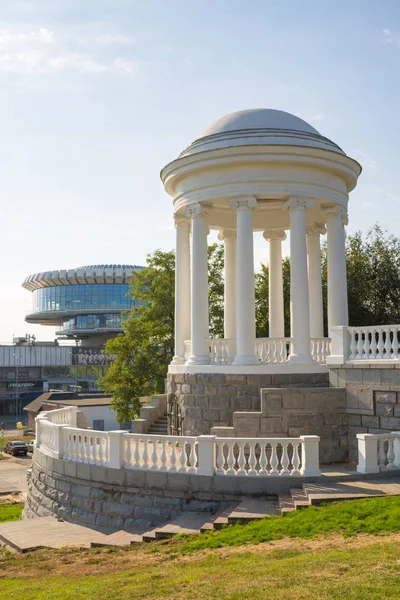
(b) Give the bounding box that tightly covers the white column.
[171,216,191,365]
[306,223,326,339]
[285,197,313,364]
[229,197,258,366]
[185,204,209,365]
[218,230,236,339]
[263,230,286,338]
[324,206,349,332]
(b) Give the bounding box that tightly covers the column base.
[288,353,314,365]
[232,355,259,366]
[170,355,186,366]
[187,354,210,366]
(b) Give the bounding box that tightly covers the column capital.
[306,222,327,236]
[185,203,208,219]
[322,205,348,225]
[174,215,190,228]
[284,197,314,211]
[229,196,257,210]
[263,229,287,241]
[218,229,236,241]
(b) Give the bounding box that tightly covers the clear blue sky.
[0,0,399,341]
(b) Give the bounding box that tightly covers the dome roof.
[198,109,321,138]
[179,108,344,157]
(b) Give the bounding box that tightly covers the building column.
[306,223,326,339]
[171,216,191,365]
[185,203,209,365]
[285,197,314,364]
[229,197,258,366]
[263,230,286,338]
[324,206,349,333]
[218,230,236,339]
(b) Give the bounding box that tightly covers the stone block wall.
[329,364,400,460]
[222,387,348,464]
[167,372,328,436]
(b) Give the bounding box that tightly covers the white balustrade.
[214,435,320,477]
[255,338,291,363]
[357,432,400,474]
[349,326,400,361]
[185,337,330,365]
[124,434,198,473]
[42,406,78,426]
[35,408,320,477]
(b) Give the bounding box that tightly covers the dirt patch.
[1,531,400,580]
[0,493,23,504]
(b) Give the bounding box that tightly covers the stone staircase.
[278,477,400,513]
[147,415,168,435]
[0,497,279,552]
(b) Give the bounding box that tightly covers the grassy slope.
[0,504,23,523]
[1,497,400,598]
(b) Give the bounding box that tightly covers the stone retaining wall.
[167,372,329,436]
[329,364,400,460]
[24,447,315,531]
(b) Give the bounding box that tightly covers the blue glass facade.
[32,284,138,313]
[61,313,124,331]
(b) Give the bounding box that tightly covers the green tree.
[99,250,175,424]
[208,243,224,337]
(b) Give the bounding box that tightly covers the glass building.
[23,265,143,345]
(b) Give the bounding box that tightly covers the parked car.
[4,441,28,456]
[26,440,36,453]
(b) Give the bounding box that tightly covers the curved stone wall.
[24,446,309,531]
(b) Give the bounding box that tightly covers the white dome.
[198,109,321,138]
[179,108,344,157]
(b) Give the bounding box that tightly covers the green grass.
[1,542,400,599]
[176,495,400,553]
[0,503,23,523]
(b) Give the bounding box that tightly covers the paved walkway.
[0,455,31,494]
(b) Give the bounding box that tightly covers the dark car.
[4,441,28,456]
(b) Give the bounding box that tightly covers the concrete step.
[227,498,280,524]
[0,517,110,552]
[200,503,239,532]
[290,488,311,509]
[152,513,213,539]
[302,478,400,505]
[278,493,296,514]
[91,530,144,547]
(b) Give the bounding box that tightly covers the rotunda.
[161,108,361,372]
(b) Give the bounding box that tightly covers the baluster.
[103,435,109,466]
[216,442,225,474]
[311,339,316,362]
[377,329,384,359]
[150,438,159,471]
[363,330,371,359]
[236,442,246,476]
[387,439,396,470]
[141,437,149,470]
[349,329,357,360]
[247,442,257,476]
[356,330,364,360]
[169,439,177,473]
[178,439,187,472]
[384,329,392,359]
[291,443,301,476]
[269,442,279,476]
[378,439,387,471]
[132,436,141,469]
[226,442,236,475]
[369,329,377,359]
[258,442,267,476]
[64,432,71,461]
[159,438,167,472]
[96,436,103,465]
[76,435,83,463]
[124,436,131,468]
[188,440,197,472]
[280,443,290,475]
[392,328,399,359]
[88,435,95,465]
[83,435,89,464]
